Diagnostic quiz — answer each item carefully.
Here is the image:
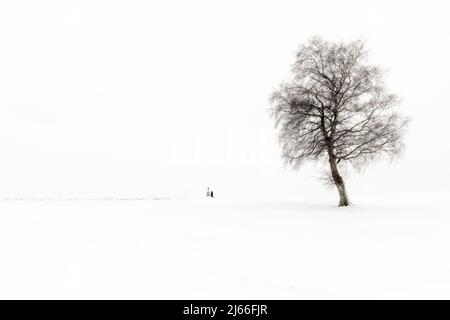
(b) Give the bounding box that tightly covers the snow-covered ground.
[0,192,449,299]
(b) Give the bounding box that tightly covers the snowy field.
[0,192,449,299]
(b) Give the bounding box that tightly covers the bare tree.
[270,37,408,206]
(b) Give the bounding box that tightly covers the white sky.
[0,0,449,198]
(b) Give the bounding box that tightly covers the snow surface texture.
[1,192,449,299]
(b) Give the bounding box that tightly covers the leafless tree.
[270,37,409,206]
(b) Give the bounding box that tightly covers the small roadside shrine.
[206,187,214,198]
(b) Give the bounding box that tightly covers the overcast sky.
[0,0,449,199]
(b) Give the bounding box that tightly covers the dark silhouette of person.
[210,190,214,198]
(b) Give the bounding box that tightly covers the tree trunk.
[328,156,350,206]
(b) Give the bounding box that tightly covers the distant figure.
[210,190,214,198]
[206,187,210,197]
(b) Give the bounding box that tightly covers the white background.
[1,0,449,199]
